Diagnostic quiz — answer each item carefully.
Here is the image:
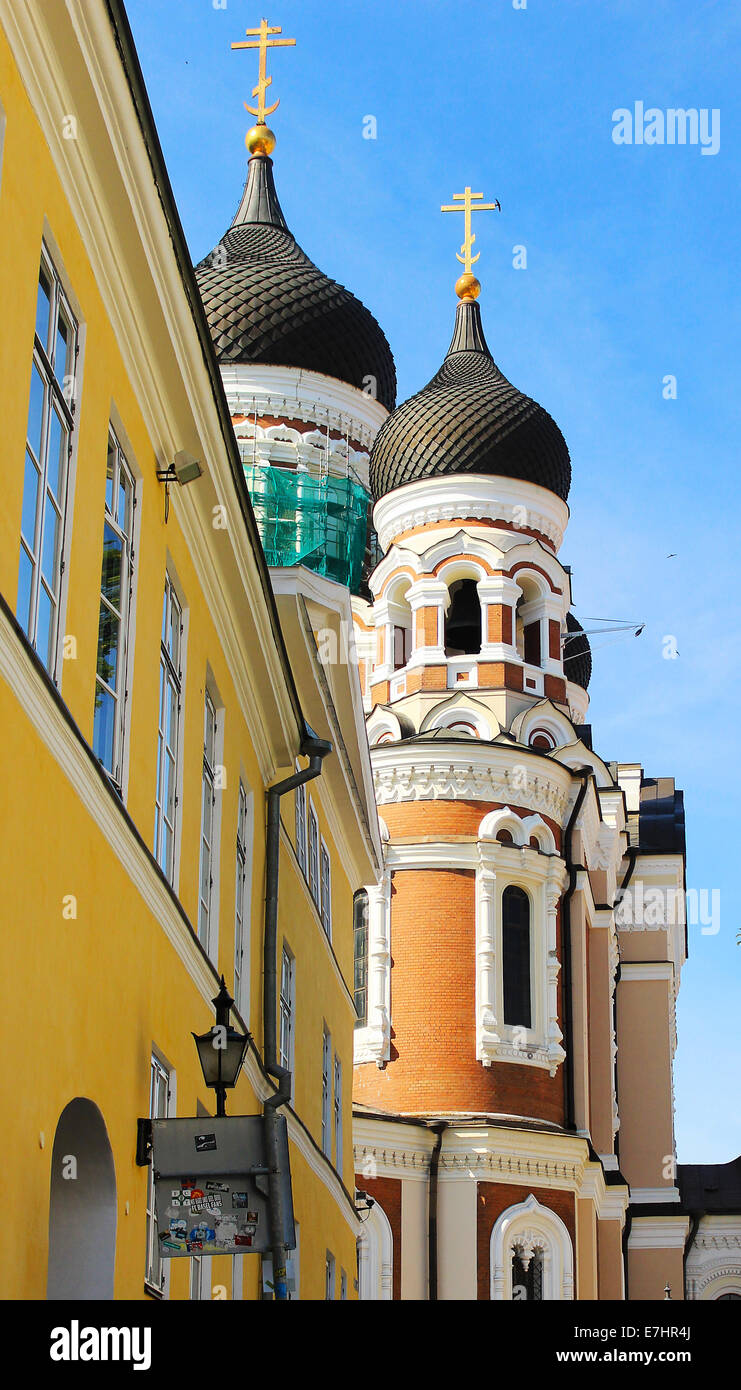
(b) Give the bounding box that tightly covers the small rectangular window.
[295,775,307,874]
[325,1250,335,1301]
[145,1054,170,1294]
[18,246,78,677]
[154,575,182,882]
[279,945,295,1075]
[320,841,331,938]
[333,1051,342,1174]
[199,689,218,949]
[308,803,319,905]
[321,1025,332,1158]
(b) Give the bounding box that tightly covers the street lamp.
[192,976,249,1117]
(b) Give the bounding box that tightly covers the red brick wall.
[356,1175,402,1299]
[476,1182,576,1299]
[380,799,562,849]
[353,868,565,1126]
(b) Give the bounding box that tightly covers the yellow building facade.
[0,0,379,1300]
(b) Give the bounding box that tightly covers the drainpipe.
[428,1122,447,1301]
[622,1206,632,1300]
[264,730,332,1300]
[683,1211,702,1300]
[562,771,591,1132]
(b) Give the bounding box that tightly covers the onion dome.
[369,296,570,501]
[563,612,592,690]
[195,150,396,410]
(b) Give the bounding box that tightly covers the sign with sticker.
[151,1115,294,1258]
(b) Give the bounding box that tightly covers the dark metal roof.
[625,777,686,854]
[369,299,571,501]
[679,1157,741,1211]
[195,154,397,411]
[563,612,592,691]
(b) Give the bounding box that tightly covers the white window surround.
[320,836,332,939]
[490,1194,574,1301]
[353,868,392,1067]
[476,808,566,1074]
[357,1196,393,1300]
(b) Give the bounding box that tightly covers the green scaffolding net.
[243,463,370,594]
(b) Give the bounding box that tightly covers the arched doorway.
[47,1098,117,1300]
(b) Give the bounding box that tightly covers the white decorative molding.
[371,744,573,822]
[474,827,567,1074]
[221,362,388,454]
[628,1215,689,1248]
[357,1196,394,1300]
[490,1194,574,1300]
[630,1186,681,1204]
[354,870,392,1067]
[373,475,569,553]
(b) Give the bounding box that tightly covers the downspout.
[428,1122,446,1301]
[264,730,332,1300]
[562,772,591,1132]
[683,1211,702,1300]
[622,1206,632,1300]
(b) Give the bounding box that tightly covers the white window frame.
[325,1249,336,1301]
[490,1194,574,1300]
[145,1052,173,1297]
[18,243,78,680]
[321,1025,332,1158]
[198,684,223,960]
[154,573,182,882]
[279,943,295,1088]
[340,1268,348,1301]
[234,778,253,1021]
[320,837,332,939]
[353,871,392,1068]
[333,1051,342,1174]
[308,800,320,905]
[295,771,307,874]
[92,428,136,792]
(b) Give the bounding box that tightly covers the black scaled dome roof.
[563,612,592,691]
[369,297,570,500]
[195,154,396,411]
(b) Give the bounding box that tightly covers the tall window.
[93,432,135,787]
[340,1268,348,1301]
[145,1054,170,1295]
[320,841,331,938]
[234,781,252,1018]
[502,886,531,1028]
[18,247,77,675]
[295,776,307,874]
[353,891,369,1025]
[308,803,319,904]
[322,1025,332,1158]
[333,1052,343,1173]
[325,1250,336,1301]
[198,689,218,949]
[512,1249,543,1301]
[154,575,182,881]
[279,946,294,1074]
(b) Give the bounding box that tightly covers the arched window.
[444,578,481,656]
[502,886,531,1028]
[353,890,369,1026]
[490,1194,574,1300]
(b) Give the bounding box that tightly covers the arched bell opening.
[444,578,482,656]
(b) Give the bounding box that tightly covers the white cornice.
[373,475,569,553]
[628,1216,689,1248]
[221,363,388,451]
[620,962,674,983]
[371,742,574,822]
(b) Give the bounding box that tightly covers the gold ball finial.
[246,123,277,156]
[455,272,481,301]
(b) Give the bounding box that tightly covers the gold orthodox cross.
[231,18,296,123]
[441,186,501,273]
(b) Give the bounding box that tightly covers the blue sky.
[125,0,740,1163]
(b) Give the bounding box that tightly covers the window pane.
[100,522,122,608]
[119,466,132,538]
[503,887,531,1028]
[93,684,116,771]
[46,408,66,500]
[36,267,52,350]
[106,437,116,516]
[21,452,40,547]
[169,595,181,667]
[41,494,61,588]
[27,363,45,460]
[36,584,54,669]
[54,303,72,387]
[96,599,120,689]
[17,547,34,633]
